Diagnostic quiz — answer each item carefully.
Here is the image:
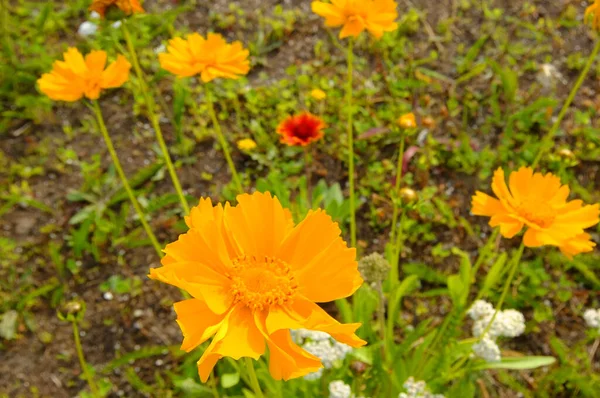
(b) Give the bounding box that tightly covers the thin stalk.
[532,39,600,168]
[477,241,525,341]
[244,358,264,398]
[376,280,387,363]
[91,101,163,257]
[346,39,357,248]
[121,21,189,214]
[389,132,406,245]
[209,371,220,398]
[205,85,243,193]
[72,320,100,397]
[304,146,312,208]
[471,227,500,285]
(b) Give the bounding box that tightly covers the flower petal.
[174,298,228,352]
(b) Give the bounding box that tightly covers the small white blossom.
[329,380,352,398]
[399,377,445,398]
[468,300,495,320]
[472,308,525,339]
[112,20,122,29]
[472,337,501,362]
[89,11,101,19]
[303,368,323,381]
[78,21,98,37]
[583,308,600,330]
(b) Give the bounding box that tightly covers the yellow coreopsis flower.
[397,112,417,129]
[149,192,365,381]
[159,33,250,83]
[472,167,599,257]
[89,0,144,17]
[37,48,131,101]
[585,0,600,31]
[310,88,327,100]
[311,0,398,39]
[237,138,257,151]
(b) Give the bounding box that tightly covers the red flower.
[277,112,325,147]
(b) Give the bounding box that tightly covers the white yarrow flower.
[472,337,501,362]
[583,308,600,330]
[399,377,445,398]
[329,380,352,398]
[77,21,98,37]
[467,300,495,320]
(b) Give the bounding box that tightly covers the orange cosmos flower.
[311,0,398,39]
[159,33,250,83]
[277,112,326,147]
[585,0,600,31]
[89,0,144,17]
[149,192,365,381]
[37,48,131,101]
[472,167,599,257]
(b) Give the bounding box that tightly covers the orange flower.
[397,112,417,129]
[585,0,600,31]
[149,192,365,381]
[277,112,326,147]
[159,33,250,82]
[37,48,131,101]
[472,167,599,257]
[311,0,398,39]
[89,0,144,17]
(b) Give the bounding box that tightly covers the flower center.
[515,198,556,228]
[229,255,298,311]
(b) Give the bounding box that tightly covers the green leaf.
[474,356,556,370]
[480,252,507,297]
[447,275,466,307]
[221,372,240,389]
[0,310,18,340]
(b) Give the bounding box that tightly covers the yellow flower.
[585,0,600,31]
[37,48,131,101]
[159,33,250,82]
[237,138,257,151]
[311,0,398,39]
[472,167,599,257]
[149,192,365,381]
[310,88,327,100]
[397,112,417,129]
[89,0,144,17]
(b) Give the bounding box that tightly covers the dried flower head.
[358,252,390,286]
[312,0,399,39]
[38,48,131,101]
[159,33,250,82]
[89,0,144,17]
[277,112,326,147]
[149,192,365,382]
[472,167,599,257]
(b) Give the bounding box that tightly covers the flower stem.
[304,146,312,208]
[91,101,163,258]
[121,21,190,214]
[477,241,525,341]
[205,84,243,194]
[376,280,387,363]
[389,132,406,284]
[532,39,600,168]
[244,357,264,398]
[346,39,356,248]
[72,319,100,397]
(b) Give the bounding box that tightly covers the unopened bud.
[399,187,418,203]
[557,148,575,159]
[397,112,417,129]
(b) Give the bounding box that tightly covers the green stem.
[91,101,163,257]
[122,21,190,214]
[376,281,387,363]
[209,371,220,398]
[205,85,243,194]
[346,39,357,248]
[304,146,312,208]
[389,132,406,246]
[477,241,525,341]
[244,357,264,398]
[532,39,600,168]
[471,227,500,286]
[72,320,100,397]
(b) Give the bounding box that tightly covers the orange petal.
[100,55,131,89]
[174,298,228,352]
[225,192,294,258]
[491,168,515,207]
[197,304,265,382]
[471,191,506,217]
[278,210,362,302]
[559,233,596,258]
[489,214,523,238]
[311,2,346,26]
[508,166,533,203]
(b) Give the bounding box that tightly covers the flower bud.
[399,187,418,203]
[358,253,390,286]
[397,112,417,129]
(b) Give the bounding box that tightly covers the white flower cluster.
[292,329,353,380]
[468,300,526,362]
[77,11,122,38]
[583,308,600,331]
[329,380,353,398]
[398,377,445,398]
